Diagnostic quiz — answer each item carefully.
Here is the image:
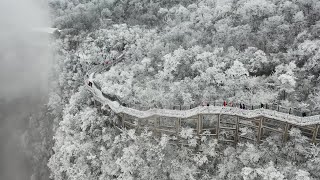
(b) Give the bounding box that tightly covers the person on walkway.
[302,112,306,117]
[105,60,111,65]
[242,103,245,109]
[261,103,264,108]
[88,81,92,87]
[223,101,227,107]
[240,104,243,109]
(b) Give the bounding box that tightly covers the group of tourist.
[223,101,247,109]
[201,101,268,110]
[86,80,309,117]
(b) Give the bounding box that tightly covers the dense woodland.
[25,0,320,179]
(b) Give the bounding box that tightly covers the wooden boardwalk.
[86,73,320,144]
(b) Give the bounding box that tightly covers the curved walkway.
[86,72,320,127]
[85,59,320,144]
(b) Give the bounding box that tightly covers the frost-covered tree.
[47,0,320,179]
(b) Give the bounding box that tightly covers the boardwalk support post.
[176,118,181,144]
[197,115,203,147]
[136,118,141,131]
[257,117,263,143]
[94,99,97,108]
[121,113,125,128]
[283,123,290,142]
[217,114,221,141]
[312,125,319,144]
[176,118,181,134]
[235,116,239,143]
[154,117,161,137]
[197,114,202,135]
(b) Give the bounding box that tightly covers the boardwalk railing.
[92,80,318,118]
[86,71,320,144]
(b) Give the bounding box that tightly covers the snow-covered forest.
[4,0,320,179]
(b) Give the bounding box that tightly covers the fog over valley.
[0,0,51,179]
